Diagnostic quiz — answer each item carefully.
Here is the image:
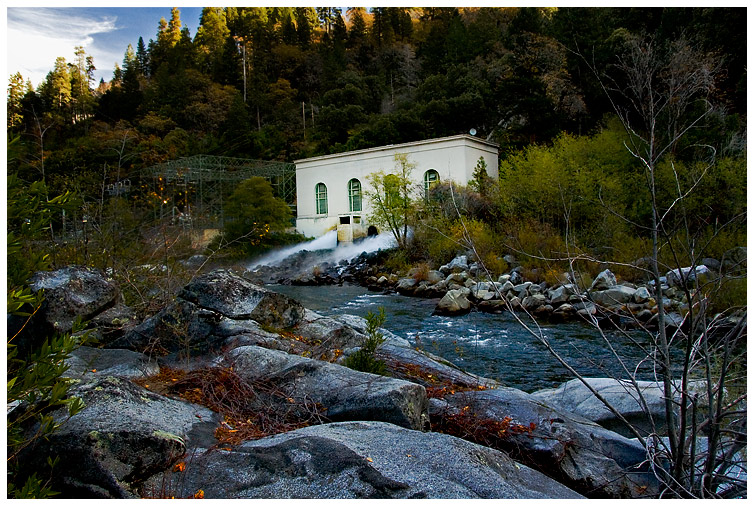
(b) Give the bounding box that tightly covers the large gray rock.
[88,302,139,343]
[548,284,578,305]
[590,286,637,307]
[632,286,652,304]
[179,269,305,328]
[512,282,533,299]
[112,270,307,355]
[430,388,656,498]
[144,421,584,499]
[294,309,368,352]
[426,270,445,284]
[16,376,219,498]
[227,345,429,431]
[521,293,547,311]
[472,289,496,301]
[531,378,677,438]
[29,266,121,334]
[111,299,224,355]
[440,255,469,274]
[433,289,472,316]
[65,346,159,379]
[396,277,419,295]
[332,314,411,348]
[665,265,713,288]
[590,269,618,291]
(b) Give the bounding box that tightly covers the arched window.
[424,169,439,199]
[348,178,362,212]
[315,183,328,214]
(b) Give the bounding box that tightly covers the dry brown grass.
[135,365,326,446]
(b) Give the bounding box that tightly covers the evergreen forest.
[8,7,746,188]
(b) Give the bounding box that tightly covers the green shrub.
[343,308,387,375]
[383,249,412,275]
[223,176,293,247]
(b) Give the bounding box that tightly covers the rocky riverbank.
[10,265,701,499]
[251,247,746,337]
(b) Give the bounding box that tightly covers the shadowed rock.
[179,269,305,327]
[111,269,306,355]
[30,266,121,334]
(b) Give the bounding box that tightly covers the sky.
[5,4,203,88]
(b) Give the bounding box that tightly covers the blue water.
[272,284,660,393]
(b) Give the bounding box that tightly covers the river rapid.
[271,283,657,393]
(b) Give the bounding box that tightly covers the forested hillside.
[7,7,746,199]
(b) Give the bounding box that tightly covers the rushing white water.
[249,230,337,268]
[249,230,397,270]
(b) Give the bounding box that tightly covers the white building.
[294,134,499,240]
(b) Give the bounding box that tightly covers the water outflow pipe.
[249,230,397,270]
[249,230,338,268]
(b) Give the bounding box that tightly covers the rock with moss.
[110,299,223,354]
[396,277,419,295]
[14,376,220,498]
[294,309,369,351]
[143,421,584,499]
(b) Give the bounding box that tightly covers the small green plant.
[344,308,387,375]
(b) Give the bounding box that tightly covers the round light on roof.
[469,128,477,136]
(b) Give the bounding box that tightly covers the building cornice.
[294,134,499,166]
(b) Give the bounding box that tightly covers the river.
[271,283,658,393]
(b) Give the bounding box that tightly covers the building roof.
[293,134,499,166]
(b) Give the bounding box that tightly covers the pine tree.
[136,36,149,76]
[121,44,140,94]
[333,10,347,48]
[38,57,71,123]
[165,7,183,47]
[195,6,230,78]
[7,72,26,129]
[280,13,298,45]
[295,7,313,49]
[347,8,368,48]
[69,46,95,123]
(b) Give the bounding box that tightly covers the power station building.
[294,134,499,241]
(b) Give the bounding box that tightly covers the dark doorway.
[367,225,378,237]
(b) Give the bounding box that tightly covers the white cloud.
[7,8,119,87]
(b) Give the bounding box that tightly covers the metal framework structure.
[139,155,296,228]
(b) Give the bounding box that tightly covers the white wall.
[295,135,498,238]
